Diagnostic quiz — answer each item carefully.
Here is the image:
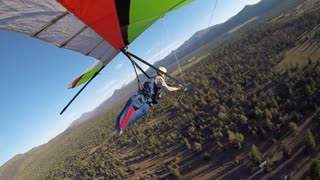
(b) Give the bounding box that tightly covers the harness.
[142,76,161,105]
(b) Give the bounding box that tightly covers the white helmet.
[158,66,167,74]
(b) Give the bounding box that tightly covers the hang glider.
[0,0,192,113]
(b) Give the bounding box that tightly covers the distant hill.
[148,0,304,72]
[68,112,95,127]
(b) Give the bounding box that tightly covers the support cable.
[162,19,185,84]
[208,0,218,28]
[131,60,142,90]
[125,50,187,87]
[162,19,186,107]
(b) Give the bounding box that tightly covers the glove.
[177,84,188,91]
[177,84,183,90]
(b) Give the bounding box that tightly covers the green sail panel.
[69,64,104,88]
[127,0,193,43]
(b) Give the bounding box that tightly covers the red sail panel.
[69,76,82,89]
[58,0,125,49]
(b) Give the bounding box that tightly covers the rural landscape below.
[1,0,320,179]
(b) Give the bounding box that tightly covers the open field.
[228,17,259,34]
[275,25,320,73]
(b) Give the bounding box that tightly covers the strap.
[121,48,151,91]
[121,48,150,79]
[130,60,142,90]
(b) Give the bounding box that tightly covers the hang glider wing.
[0,0,120,88]
[57,0,193,50]
[0,0,119,65]
[0,0,192,89]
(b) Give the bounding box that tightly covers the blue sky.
[0,0,261,166]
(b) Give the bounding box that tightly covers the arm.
[155,76,180,92]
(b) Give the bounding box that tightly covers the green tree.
[213,130,223,140]
[183,138,192,150]
[237,133,244,146]
[228,130,244,149]
[288,122,299,136]
[240,115,248,124]
[264,158,273,172]
[194,142,202,152]
[218,112,228,121]
[281,143,292,159]
[265,119,274,131]
[279,114,289,124]
[217,141,224,150]
[188,126,196,137]
[265,108,273,120]
[219,105,227,113]
[169,166,181,178]
[254,107,263,118]
[250,144,263,163]
[200,98,208,106]
[305,129,316,151]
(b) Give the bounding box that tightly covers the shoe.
[118,130,123,135]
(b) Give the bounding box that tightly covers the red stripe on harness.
[120,106,136,130]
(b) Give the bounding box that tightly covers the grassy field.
[275,25,320,73]
[171,54,209,77]
[228,17,259,34]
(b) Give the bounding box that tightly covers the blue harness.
[141,76,161,106]
[115,76,162,132]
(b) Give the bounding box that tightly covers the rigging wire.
[162,19,185,84]
[162,0,219,107]
[208,0,218,29]
[130,70,134,93]
[162,18,186,107]
[130,60,142,90]
[97,60,137,80]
